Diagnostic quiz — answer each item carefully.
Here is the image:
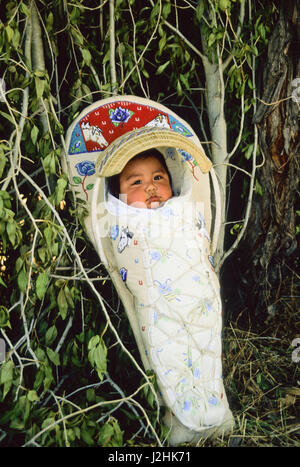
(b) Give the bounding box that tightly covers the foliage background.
[0,0,299,447]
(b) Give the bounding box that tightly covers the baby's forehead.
[123,154,165,172]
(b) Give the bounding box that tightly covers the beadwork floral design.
[73,161,95,200]
[109,107,134,127]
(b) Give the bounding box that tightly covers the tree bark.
[202,58,228,267]
[233,0,300,323]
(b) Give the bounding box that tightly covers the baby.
[108,149,173,209]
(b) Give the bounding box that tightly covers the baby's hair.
[108,149,172,198]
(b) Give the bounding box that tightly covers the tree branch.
[120,0,163,90]
[109,0,117,94]
[30,0,49,135]
[23,381,162,447]
[17,165,160,420]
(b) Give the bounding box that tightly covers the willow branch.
[17,166,160,418]
[128,1,148,98]
[227,91,245,160]
[223,0,246,71]
[161,15,207,63]
[219,5,259,268]
[30,0,49,134]
[120,0,162,90]
[23,381,161,447]
[1,328,24,401]
[219,124,258,268]
[109,0,117,94]
[1,15,31,192]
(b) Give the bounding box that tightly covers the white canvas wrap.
[102,165,231,433]
[63,95,233,443]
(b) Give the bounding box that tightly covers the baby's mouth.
[147,195,160,203]
[147,196,161,208]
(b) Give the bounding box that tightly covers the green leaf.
[42,417,55,430]
[73,176,82,185]
[98,423,114,446]
[15,257,24,274]
[20,2,31,17]
[88,335,100,351]
[82,48,92,66]
[176,79,183,96]
[162,2,171,19]
[250,44,258,56]
[98,418,123,447]
[43,227,52,250]
[86,184,94,191]
[195,1,205,22]
[46,347,60,366]
[43,364,54,391]
[258,23,266,41]
[27,389,39,402]
[0,305,10,328]
[36,272,49,300]
[111,418,123,446]
[88,335,107,380]
[57,287,68,319]
[31,125,39,145]
[208,33,216,48]
[35,76,45,100]
[42,151,57,176]
[17,268,28,293]
[64,286,74,309]
[0,153,8,178]
[244,143,254,160]
[0,111,15,125]
[45,325,58,346]
[6,219,19,247]
[254,179,263,197]
[81,426,95,445]
[156,61,170,75]
[158,34,167,56]
[0,360,14,399]
[5,25,14,43]
[46,12,54,30]
[0,276,7,288]
[12,29,20,49]
[219,0,231,11]
[38,246,46,263]
[180,73,190,90]
[55,176,67,205]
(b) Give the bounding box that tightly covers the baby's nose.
[145,182,157,193]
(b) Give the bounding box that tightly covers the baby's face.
[119,155,172,209]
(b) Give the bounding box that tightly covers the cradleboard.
[62,95,233,445]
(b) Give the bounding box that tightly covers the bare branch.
[109,0,117,94]
[17,165,160,417]
[23,381,162,447]
[120,0,163,90]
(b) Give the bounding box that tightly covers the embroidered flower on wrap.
[73,161,95,200]
[109,225,119,240]
[183,400,191,411]
[120,267,127,282]
[109,107,134,126]
[75,160,95,176]
[208,396,219,406]
[179,150,193,163]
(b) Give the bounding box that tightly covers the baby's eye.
[132,179,142,185]
[154,174,163,180]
